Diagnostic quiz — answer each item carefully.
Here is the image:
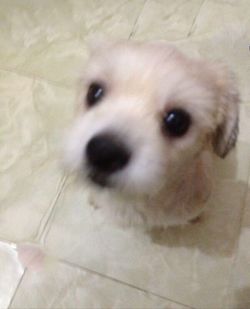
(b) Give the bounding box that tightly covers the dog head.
[65,41,240,196]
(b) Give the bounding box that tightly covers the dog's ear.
[211,64,240,158]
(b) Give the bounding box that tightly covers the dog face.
[65,41,239,196]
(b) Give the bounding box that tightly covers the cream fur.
[64,40,240,228]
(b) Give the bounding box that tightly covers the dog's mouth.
[88,171,111,188]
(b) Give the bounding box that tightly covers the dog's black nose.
[86,134,130,174]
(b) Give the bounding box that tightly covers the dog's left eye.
[86,83,104,107]
[163,108,191,137]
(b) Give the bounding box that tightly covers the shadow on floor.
[234,286,250,309]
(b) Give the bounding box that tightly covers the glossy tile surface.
[0,0,250,308]
[10,248,187,309]
[0,0,145,87]
[0,242,23,309]
[0,70,74,241]
[133,0,204,40]
[224,184,250,309]
[190,0,250,37]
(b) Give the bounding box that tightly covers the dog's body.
[65,41,239,228]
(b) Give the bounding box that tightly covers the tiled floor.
[0,1,249,308]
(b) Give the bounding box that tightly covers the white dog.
[65,40,240,228]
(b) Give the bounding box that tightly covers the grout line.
[0,67,74,90]
[128,0,148,39]
[58,257,195,309]
[35,174,68,245]
[7,268,27,309]
[187,0,206,38]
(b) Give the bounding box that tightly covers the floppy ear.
[211,64,240,158]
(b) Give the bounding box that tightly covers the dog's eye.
[163,109,191,137]
[86,83,104,107]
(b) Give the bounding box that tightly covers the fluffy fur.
[64,40,240,228]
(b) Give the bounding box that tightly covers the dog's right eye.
[163,108,191,137]
[86,83,105,107]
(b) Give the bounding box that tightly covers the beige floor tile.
[0,242,24,309]
[190,0,250,37]
[0,0,144,87]
[133,0,204,41]
[44,141,250,308]
[0,70,74,241]
[10,250,187,309]
[239,104,250,144]
[223,184,250,309]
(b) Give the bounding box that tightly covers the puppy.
[65,40,240,228]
